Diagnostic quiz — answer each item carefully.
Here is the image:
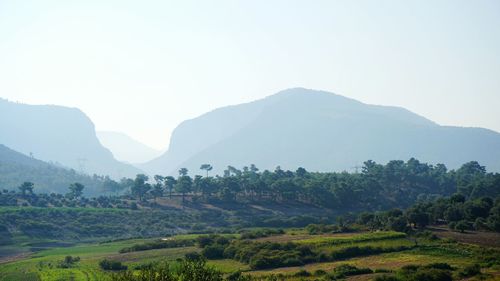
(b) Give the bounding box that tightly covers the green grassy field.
[0,229,499,281]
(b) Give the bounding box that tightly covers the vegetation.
[99,259,128,271]
[1,159,499,280]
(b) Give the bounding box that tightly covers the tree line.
[124,159,500,212]
[2,158,499,214]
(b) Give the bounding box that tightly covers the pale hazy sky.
[1,0,499,150]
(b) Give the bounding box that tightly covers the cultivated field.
[1,228,499,281]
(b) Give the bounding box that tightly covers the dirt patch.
[429,226,500,248]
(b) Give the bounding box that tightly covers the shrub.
[331,264,372,278]
[454,220,471,233]
[411,268,452,281]
[293,269,311,277]
[424,263,453,270]
[185,252,203,261]
[57,255,80,268]
[314,269,327,276]
[458,264,481,278]
[110,259,223,281]
[99,259,127,271]
[202,244,225,259]
[374,268,392,273]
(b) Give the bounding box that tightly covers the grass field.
[0,229,499,281]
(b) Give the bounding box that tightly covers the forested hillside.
[2,158,499,242]
[142,159,499,212]
[0,144,106,195]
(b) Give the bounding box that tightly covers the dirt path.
[0,252,31,264]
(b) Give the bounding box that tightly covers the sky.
[1,0,499,150]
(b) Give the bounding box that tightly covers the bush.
[202,244,225,259]
[293,269,311,277]
[411,268,452,281]
[110,259,223,281]
[424,263,453,270]
[185,252,203,261]
[330,245,409,260]
[99,259,127,271]
[374,268,392,273]
[313,269,327,276]
[458,264,481,278]
[57,255,80,268]
[454,220,471,233]
[398,266,452,281]
[330,264,372,278]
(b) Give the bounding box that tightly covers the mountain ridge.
[142,88,500,175]
[0,98,142,178]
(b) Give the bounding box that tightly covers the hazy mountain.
[97,131,162,164]
[143,88,500,175]
[0,144,104,195]
[0,98,142,178]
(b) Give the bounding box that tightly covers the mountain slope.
[97,131,161,164]
[0,98,141,178]
[0,144,104,195]
[143,88,500,175]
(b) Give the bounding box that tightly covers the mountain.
[0,98,142,178]
[0,144,104,195]
[142,88,500,175]
[97,131,162,164]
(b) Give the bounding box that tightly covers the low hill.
[0,144,105,195]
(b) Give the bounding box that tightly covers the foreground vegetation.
[1,159,499,280]
[1,227,498,281]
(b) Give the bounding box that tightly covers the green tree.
[164,176,176,199]
[151,175,165,202]
[175,170,192,204]
[18,182,34,196]
[406,206,430,229]
[131,174,151,201]
[200,164,213,177]
[67,183,84,199]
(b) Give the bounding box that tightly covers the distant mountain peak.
[0,98,142,178]
[142,88,500,175]
[97,131,162,164]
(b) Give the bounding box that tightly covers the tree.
[406,206,430,229]
[296,167,307,178]
[455,220,469,233]
[178,168,188,176]
[151,175,165,202]
[131,174,151,201]
[164,176,176,199]
[176,172,192,204]
[18,182,34,196]
[200,164,213,177]
[67,183,84,199]
[102,177,122,195]
[151,185,164,203]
